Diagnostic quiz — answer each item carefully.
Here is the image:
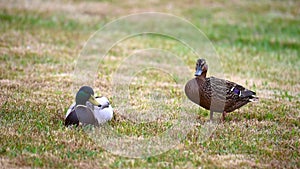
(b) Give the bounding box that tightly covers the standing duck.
[185,59,258,121]
[65,86,113,127]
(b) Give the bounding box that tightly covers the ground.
[0,0,299,168]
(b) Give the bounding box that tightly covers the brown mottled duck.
[185,59,258,121]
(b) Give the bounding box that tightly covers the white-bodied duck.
[65,86,113,127]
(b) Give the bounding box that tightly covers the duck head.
[195,58,208,77]
[75,86,101,107]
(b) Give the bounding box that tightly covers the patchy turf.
[0,0,299,168]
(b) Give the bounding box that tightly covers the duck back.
[185,76,255,113]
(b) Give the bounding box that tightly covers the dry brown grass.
[1,0,299,168]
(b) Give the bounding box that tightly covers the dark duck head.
[194,58,208,77]
[75,86,101,106]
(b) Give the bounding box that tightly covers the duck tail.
[242,90,255,97]
[239,90,258,101]
[241,90,259,102]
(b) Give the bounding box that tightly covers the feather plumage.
[185,59,258,121]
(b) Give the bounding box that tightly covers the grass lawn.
[0,0,299,168]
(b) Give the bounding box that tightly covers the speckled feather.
[185,75,257,113]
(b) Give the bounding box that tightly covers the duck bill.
[88,95,101,106]
[194,68,202,76]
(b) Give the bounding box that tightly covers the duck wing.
[65,103,79,127]
[225,80,256,99]
[65,102,76,118]
[223,79,258,112]
[75,105,98,126]
[65,109,79,127]
[207,77,258,112]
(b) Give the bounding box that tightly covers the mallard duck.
[185,59,258,121]
[65,86,113,127]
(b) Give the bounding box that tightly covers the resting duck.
[185,59,258,121]
[65,86,113,127]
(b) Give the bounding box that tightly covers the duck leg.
[210,110,214,121]
[222,111,227,122]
